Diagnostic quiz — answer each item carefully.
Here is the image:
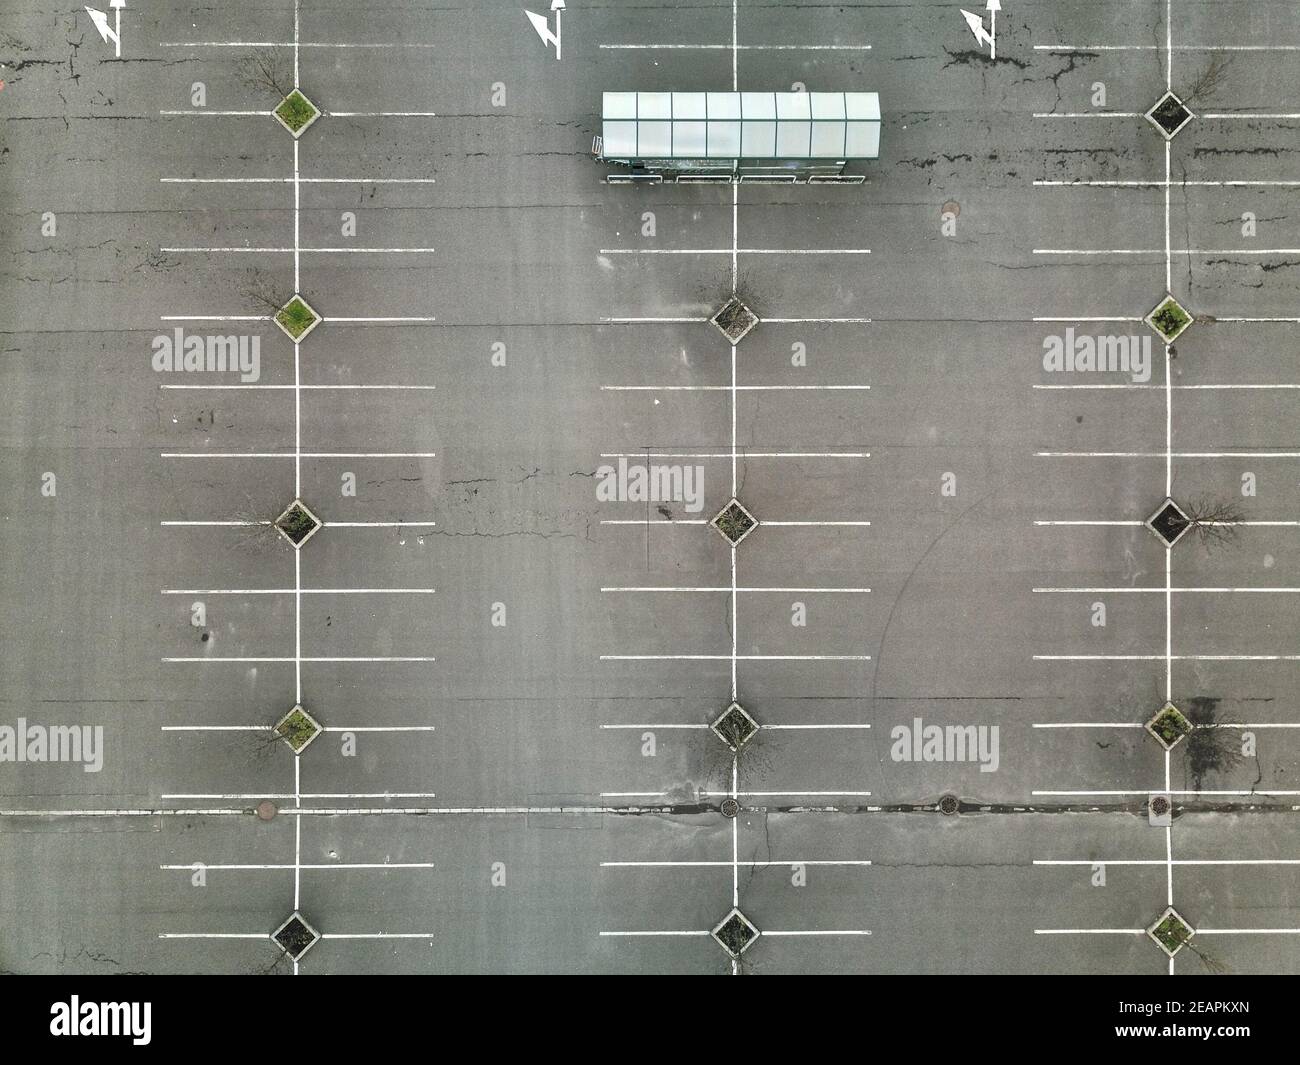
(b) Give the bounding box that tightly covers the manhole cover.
[941,200,961,217]
[721,798,741,818]
[255,800,278,821]
[938,794,960,815]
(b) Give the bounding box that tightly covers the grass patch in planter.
[274,89,321,137]
[1144,91,1194,139]
[275,704,323,754]
[1145,497,1191,547]
[275,295,321,341]
[1147,907,1193,957]
[275,499,322,548]
[1146,702,1193,750]
[711,498,758,546]
[1144,295,1193,343]
[710,908,759,958]
[710,298,759,344]
[272,912,321,960]
[711,701,758,751]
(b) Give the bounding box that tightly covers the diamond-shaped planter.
[710,298,759,345]
[711,908,759,958]
[275,295,321,342]
[711,702,759,752]
[1146,702,1193,751]
[1149,793,1172,827]
[275,704,323,754]
[1147,906,1194,957]
[275,498,323,548]
[272,911,321,960]
[1145,497,1191,547]
[1145,294,1193,343]
[1145,91,1194,140]
[711,498,758,546]
[273,89,321,138]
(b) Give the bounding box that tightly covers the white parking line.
[601,385,870,391]
[1035,655,1300,662]
[161,452,438,459]
[163,588,435,595]
[161,247,437,253]
[600,654,871,661]
[161,862,436,870]
[162,177,439,184]
[162,725,437,732]
[1034,586,1300,593]
[600,44,871,51]
[1034,248,1300,255]
[1037,451,1300,458]
[164,656,437,663]
[601,586,870,592]
[601,859,871,867]
[162,793,439,800]
[1036,180,1300,187]
[600,248,870,255]
[1036,859,1300,866]
[1033,722,1300,728]
[598,452,869,459]
[159,41,438,49]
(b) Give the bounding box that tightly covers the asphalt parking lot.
[1,0,1298,975]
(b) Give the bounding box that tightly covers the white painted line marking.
[161,452,438,459]
[1033,789,1300,796]
[161,247,437,254]
[1034,248,1300,255]
[600,44,871,51]
[163,656,437,663]
[1035,655,1300,662]
[601,385,870,391]
[598,452,869,459]
[163,588,436,595]
[1035,587,1300,593]
[1033,722,1300,728]
[162,725,437,732]
[601,860,871,867]
[161,862,436,870]
[160,384,437,390]
[159,41,439,49]
[162,177,438,184]
[601,248,870,255]
[601,586,870,593]
[1036,180,1300,187]
[600,655,871,661]
[1038,451,1300,458]
[1036,859,1300,866]
[162,793,439,800]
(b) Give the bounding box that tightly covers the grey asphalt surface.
[1,0,1299,975]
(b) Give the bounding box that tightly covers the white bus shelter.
[597,91,880,181]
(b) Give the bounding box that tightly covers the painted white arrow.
[525,3,563,61]
[960,0,999,60]
[85,1,124,58]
